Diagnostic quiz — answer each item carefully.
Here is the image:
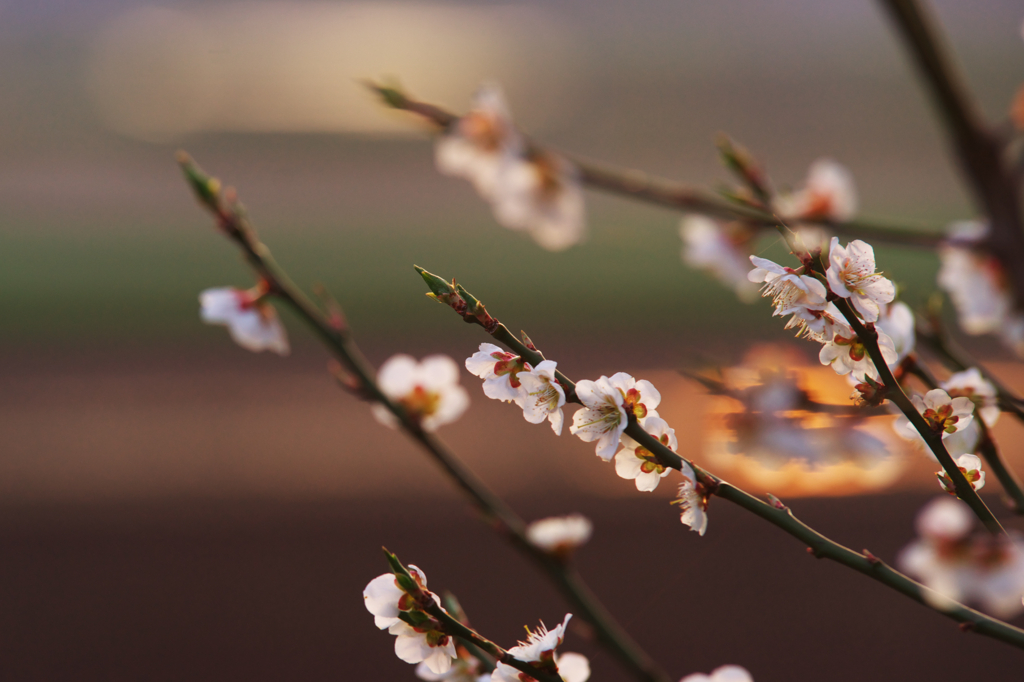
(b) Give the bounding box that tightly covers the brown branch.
[368,83,945,249]
[178,154,672,682]
[878,0,1024,303]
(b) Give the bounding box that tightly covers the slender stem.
[831,298,1004,535]
[423,269,1024,650]
[977,423,1024,514]
[369,84,944,249]
[877,0,1024,303]
[684,370,886,417]
[179,156,672,682]
[714,483,1024,648]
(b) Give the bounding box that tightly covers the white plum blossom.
[937,221,1011,336]
[614,417,677,492]
[941,368,1000,428]
[680,215,759,302]
[825,237,895,323]
[680,664,755,682]
[775,158,857,222]
[364,567,458,675]
[937,454,986,495]
[570,373,661,460]
[672,463,709,536]
[491,615,590,682]
[200,286,290,355]
[941,419,982,459]
[416,657,490,682]
[436,83,521,199]
[937,221,1024,357]
[518,361,568,435]
[747,257,828,336]
[894,388,975,441]
[391,621,459,674]
[526,514,593,557]
[899,497,1024,619]
[819,322,898,380]
[435,84,586,252]
[372,355,470,432]
[465,343,530,404]
[491,152,587,252]
[875,301,916,364]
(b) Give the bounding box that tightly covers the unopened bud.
[177,152,222,210]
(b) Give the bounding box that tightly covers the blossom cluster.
[747,236,896,387]
[436,84,585,252]
[892,370,995,494]
[747,236,999,495]
[364,564,590,682]
[899,497,1024,619]
[680,159,856,301]
[465,344,708,534]
[364,565,458,675]
[937,221,1024,357]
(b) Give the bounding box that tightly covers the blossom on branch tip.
[491,151,587,252]
[465,343,530,404]
[672,463,709,536]
[199,286,289,355]
[614,417,677,492]
[941,368,1000,428]
[570,373,661,460]
[899,497,1024,618]
[364,566,458,675]
[491,615,590,682]
[436,83,521,199]
[680,216,759,302]
[526,514,593,558]
[937,454,986,496]
[372,354,469,432]
[680,664,754,682]
[517,361,567,435]
[775,158,857,222]
[825,237,895,323]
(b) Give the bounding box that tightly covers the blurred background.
[1,0,1023,679]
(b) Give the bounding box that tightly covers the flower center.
[528,379,559,411]
[401,386,442,420]
[635,435,671,474]
[491,351,529,388]
[922,404,959,434]
[621,388,648,419]
[801,190,834,219]
[833,333,867,361]
[460,111,505,152]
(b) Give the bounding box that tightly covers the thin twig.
[385,550,563,682]
[419,266,1024,650]
[831,298,1004,535]
[368,84,945,249]
[178,154,672,682]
